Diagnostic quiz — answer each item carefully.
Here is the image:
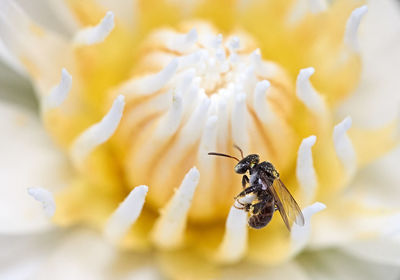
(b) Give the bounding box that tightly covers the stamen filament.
[70,95,125,168]
[27,187,56,217]
[104,185,148,243]
[253,80,275,124]
[215,195,255,263]
[167,28,198,52]
[296,135,318,204]
[290,202,326,256]
[344,6,368,52]
[333,116,356,178]
[151,167,200,249]
[73,11,115,46]
[231,93,248,152]
[121,58,179,96]
[296,67,326,115]
[43,68,72,110]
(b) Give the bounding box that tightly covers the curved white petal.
[0,101,72,234]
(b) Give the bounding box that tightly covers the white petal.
[104,185,148,243]
[290,202,326,256]
[43,0,80,35]
[342,237,400,267]
[345,145,400,209]
[0,38,26,75]
[337,0,400,127]
[14,0,77,35]
[31,229,115,280]
[299,250,400,280]
[0,231,62,280]
[0,101,71,234]
[0,59,36,109]
[221,260,309,280]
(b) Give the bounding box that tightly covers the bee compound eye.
[234,163,248,174]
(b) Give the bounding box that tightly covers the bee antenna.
[233,144,244,159]
[208,152,240,162]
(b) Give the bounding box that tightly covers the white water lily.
[1,0,400,279]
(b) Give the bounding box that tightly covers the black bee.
[208,146,304,231]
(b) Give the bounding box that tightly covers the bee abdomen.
[248,203,274,229]
[248,213,273,229]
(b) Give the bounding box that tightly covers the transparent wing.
[269,178,304,231]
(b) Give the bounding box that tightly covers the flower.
[1,0,400,279]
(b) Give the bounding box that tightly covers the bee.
[208,146,305,231]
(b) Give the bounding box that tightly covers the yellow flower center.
[113,22,298,223]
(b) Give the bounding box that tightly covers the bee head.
[234,154,259,174]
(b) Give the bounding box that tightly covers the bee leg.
[250,202,265,215]
[234,201,251,211]
[241,175,249,188]
[235,185,258,199]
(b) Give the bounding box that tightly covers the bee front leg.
[241,175,249,189]
[234,201,251,212]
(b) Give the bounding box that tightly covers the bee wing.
[269,178,305,231]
